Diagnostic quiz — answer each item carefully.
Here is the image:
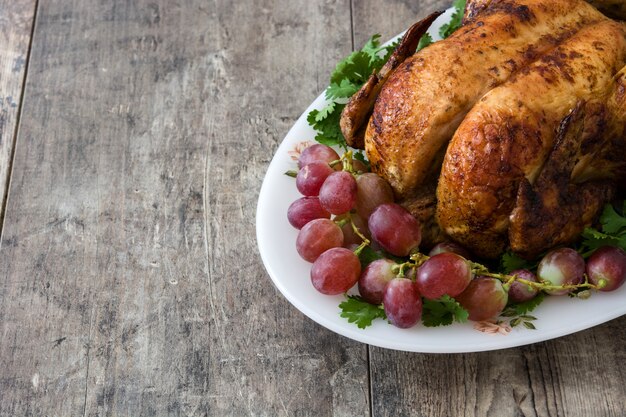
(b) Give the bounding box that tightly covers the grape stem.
[334,216,350,228]
[471,262,606,292]
[329,159,343,169]
[340,150,357,175]
[353,241,369,256]
[349,213,370,245]
[391,261,413,278]
[396,251,606,294]
[409,252,430,268]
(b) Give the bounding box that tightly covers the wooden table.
[1,1,625,415]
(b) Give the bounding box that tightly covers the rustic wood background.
[0,0,625,416]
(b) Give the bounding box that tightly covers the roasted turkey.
[341,0,626,258]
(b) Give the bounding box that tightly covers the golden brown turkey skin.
[508,102,615,259]
[437,20,626,258]
[510,67,626,258]
[365,0,605,201]
[570,67,626,188]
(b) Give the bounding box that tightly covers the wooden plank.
[0,0,369,415]
[353,1,626,416]
[369,318,626,417]
[0,1,36,228]
[352,0,450,48]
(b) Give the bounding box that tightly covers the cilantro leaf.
[361,34,383,60]
[439,0,466,39]
[326,79,360,100]
[383,40,400,62]
[312,101,336,121]
[307,103,346,148]
[580,203,626,256]
[600,203,626,234]
[330,50,377,86]
[422,295,469,327]
[356,245,384,268]
[509,292,545,316]
[580,228,621,255]
[417,33,434,51]
[500,251,537,274]
[339,295,386,329]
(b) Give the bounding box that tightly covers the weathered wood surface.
[0,0,625,416]
[357,2,626,417]
[0,0,368,416]
[0,1,36,226]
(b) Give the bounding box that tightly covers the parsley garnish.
[500,251,538,274]
[307,104,345,147]
[502,292,545,317]
[439,0,466,39]
[356,245,385,268]
[500,292,545,329]
[580,203,626,257]
[308,35,391,148]
[421,295,469,327]
[417,33,434,51]
[339,295,387,329]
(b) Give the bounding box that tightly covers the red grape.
[508,269,539,303]
[296,162,334,196]
[383,278,422,328]
[335,213,370,246]
[415,252,473,299]
[352,158,369,174]
[586,246,626,292]
[287,197,330,229]
[428,241,472,259]
[368,203,422,257]
[298,144,340,169]
[355,173,394,220]
[319,171,357,215]
[537,248,585,295]
[311,247,361,295]
[358,258,396,304]
[456,277,508,321]
[296,218,343,262]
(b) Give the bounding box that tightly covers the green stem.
[354,240,369,256]
[329,159,342,169]
[409,252,430,268]
[391,261,413,278]
[334,217,350,228]
[341,150,354,173]
[349,213,370,246]
[472,265,605,292]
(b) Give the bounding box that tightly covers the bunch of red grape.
[287,144,626,330]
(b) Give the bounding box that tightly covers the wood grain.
[0,0,369,415]
[1,0,625,416]
[356,1,626,416]
[0,1,36,227]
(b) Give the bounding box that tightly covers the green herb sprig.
[580,202,626,257]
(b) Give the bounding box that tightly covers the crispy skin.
[463,0,493,23]
[508,102,614,259]
[340,11,443,149]
[571,67,626,189]
[398,180,446,250]
[437,20,626,258]
[365,0,605,200]
[587,0,626,20]
[510,68,626,258]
